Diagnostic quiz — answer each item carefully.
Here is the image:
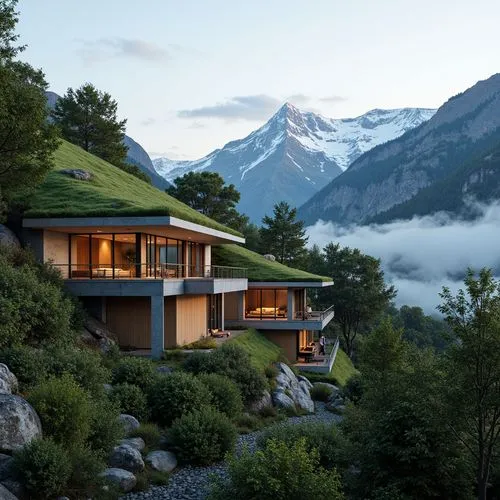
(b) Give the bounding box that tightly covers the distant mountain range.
[45,92,169,190]
[298,74,500,226]
[154,104,435,222]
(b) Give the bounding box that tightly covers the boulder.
[297,375,313,390]
[0,225,20,249]
[249,390,273,413]
[120,437,145,452]
[0,479,24,499]
[103,383,113,394]
[263,254,276,261]
[0,395,42,453]
[99,468,136,493]
[156,365,173,375]
[313,382,340,397]
[60,169,93,181]
[0,365,18,395]
[108,444,144,473]
[118,414,140,435]
[0,483,18,500]
[0,454,13,481]
[273,363,315,414]
[145,450,177,473]
[271,389,295,411]
[293,388,315,413]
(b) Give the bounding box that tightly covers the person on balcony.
[319,334,326,355]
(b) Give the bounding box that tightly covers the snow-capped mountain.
[154,103,435,222]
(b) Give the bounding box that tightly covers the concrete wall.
[43,230,69,277]
[261,330,298,362]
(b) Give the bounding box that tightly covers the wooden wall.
[224,292,240,320]
[164,297,177,348]
[176,295,207,345]
[260,330,298,362]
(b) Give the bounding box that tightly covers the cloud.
[305,201,500,313]
[140,117,157,126]
[287,94,312,105]
[178,95,281,121]
[76,37,172,65]
[188,121,207,129]
[319,95,348,103]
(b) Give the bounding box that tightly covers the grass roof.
[23,140,242,237]
[212,244,331,282]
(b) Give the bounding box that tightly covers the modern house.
[20,141,334,362]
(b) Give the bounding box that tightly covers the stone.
[293,388,315,413]
[0,483,18,500]
[263,254,276,261]
[0,365,18,395]
[103,383,113,394]
[297,375,313,390]
[99,468,136,493]
[120,437,145,452]
[156,365,173,375]
[108,444,144,473]
[0,395,42,453]
[118,414,140,435]
[0,225,20,249]
[313,382,340,397]
[60,169,93,181]
[145,450,177,473]
[273,363,314,414]
[0,454,13,481]
[1,479,24,499]
[249,390,273,413]
[271,389,295,411]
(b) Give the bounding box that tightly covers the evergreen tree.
[0,0,59,219]
[52,83,128,168]
[260,201,308,266]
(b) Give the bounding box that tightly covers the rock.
[120,437,145,452]
[273,363,315,414]
[263,254,276,261]
[108,444,144,473]
[103,383,113,394]
[293,388,315,413]
[118,414,140,435]
[271,389,296,411]
[0,479,24,499]
[156,365,173,375]
[298,375,313,390]
[0,395,42,453]
[0,454,13,481]
[99,468,136,493]
[0,225,20,249]
[0,365,18,395]
[249,390,273,413]
[0,483,18,500]
[313,382,340,397]
[145,450,177,473]
[60,169,93,181]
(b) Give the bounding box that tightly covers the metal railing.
[53,263,247,280]
[293,304,335,321]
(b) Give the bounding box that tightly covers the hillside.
[23,140,242,236]
[154,104,434,222]
[298,73,500,226]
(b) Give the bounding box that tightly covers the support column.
[221,293,225,330]
[287,289,294,321]
[150,295,164,360]
[237,291,245,320]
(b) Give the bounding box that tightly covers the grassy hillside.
[213,244,331,282]
[23,140,242,237]
[302,348,358,387]
[230,329,283,371]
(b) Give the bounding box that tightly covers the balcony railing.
[53,263,247,280]
[293,305,335,321]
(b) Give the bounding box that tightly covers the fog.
[305,202,500,314]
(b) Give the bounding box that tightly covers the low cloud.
[305,201,500,313]
[178,95,281,121]
[320,95,348,103]
[188,121,207,129]
[140,117,157,126]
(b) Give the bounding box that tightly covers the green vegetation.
[111,356,157,390]
[302,348,358,387]
[198,373,243,418]
[310,383,333,401]
[129,423,162,450]
[110,383,149,421]
[181,337,217,349]
[229,329,282,372]
[212,244,330,282]
[23,140,242,237]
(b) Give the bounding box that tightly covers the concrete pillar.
[150,295,165,359]
[237,291,245,320]
[221,293,225,330]
[287,289,294,321]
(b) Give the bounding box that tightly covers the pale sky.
[17,0,500,160]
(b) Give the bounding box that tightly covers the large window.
[245,289,288,320]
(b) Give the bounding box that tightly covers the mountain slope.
[298,74,500,226]
[154,104,435,222]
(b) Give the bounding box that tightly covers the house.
[21,141,334,362]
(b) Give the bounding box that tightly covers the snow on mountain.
[154,103,435,222]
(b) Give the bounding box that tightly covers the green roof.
[212,244,331,282]
[23,140,242,237]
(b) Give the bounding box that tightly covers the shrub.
[112,356,157,390]
[198,373,243,418]
[258,405,277,418]
[208,438,344,500]
[342,373,363,403]
[13,438,71,499]
[87,398,124,457]
[0,345,47,391]
[130,423,162,450]
[235,413,261,434]
[148,371,211,427]
[110,383,149,421]
[28,374,92,449]
[257,422,349,470]
[169,406,237,465]
[67,446,106,497]
[183,350,214,373]
[310,384,333,402]
[264,364,279,380]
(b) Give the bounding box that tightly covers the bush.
[198,373,243,418]
[110,383,149,421]
[148,371,211,427]
[13,438,71,499]
[0,345,47,391]
[67,446,106,497]
[183,350,214,373]
[235,413,261,434]
[208,438,344,500]
[264,364,279,380]
[257,422,349,470]
[87,398,124,457]
[169,406,237,465]
[112,357,157,390]
[342,373,363,403]
[130,423,162,450]
[310,384,333,402]
[28,374,92,449]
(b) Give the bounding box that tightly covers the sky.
[17,0,500,160]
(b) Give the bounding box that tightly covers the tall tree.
[52,83,128,168]
[260,201,308,266]
[0,0,59,218]
[167,171,246,230]
[439,269,500,500]
[317,243,396,358]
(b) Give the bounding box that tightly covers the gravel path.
[124,403,341,500]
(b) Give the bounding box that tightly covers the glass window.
[244,289,287,320]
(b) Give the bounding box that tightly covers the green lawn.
[302,348,358,387]
[212,244,331,282]
[230,329,283,372]
[23,140,242,237]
